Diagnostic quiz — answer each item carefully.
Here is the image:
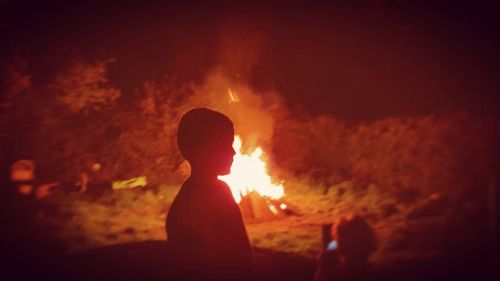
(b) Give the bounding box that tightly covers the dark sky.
[1,1,499,119]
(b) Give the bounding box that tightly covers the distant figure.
[76,161,101,193]
[314,215,377,281]
[166,108,253,280]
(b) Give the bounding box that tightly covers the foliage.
[35,59,123,181]
[43,184,178,252]
[0,57,37,171]
[104,76,193,184]
[2,55,495,200]
[272,112,495,201]
[50,60,121,114]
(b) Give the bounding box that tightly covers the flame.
[227,88,240,103]
[219,136,284,203]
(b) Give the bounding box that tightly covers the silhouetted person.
[166,108,253,280]
[314,215,377,281]
[0,174,65,280]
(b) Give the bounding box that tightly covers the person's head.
[334,215,376,268]
[177,108,235,177]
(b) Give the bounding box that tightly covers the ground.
[35,175,488,276]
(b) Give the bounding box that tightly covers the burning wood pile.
[219,136,297,221]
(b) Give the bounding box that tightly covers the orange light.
[219,135,284,203]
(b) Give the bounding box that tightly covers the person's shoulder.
[169,182,199,210]
[211,180,236,201]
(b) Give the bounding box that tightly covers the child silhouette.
[314,215,377,281]
[166,108,253,280]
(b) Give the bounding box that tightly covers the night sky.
[1,0,499,119]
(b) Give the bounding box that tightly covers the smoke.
[181,26,282,151]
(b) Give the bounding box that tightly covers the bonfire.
[219,135,290,220]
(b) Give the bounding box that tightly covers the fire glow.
[219,136,285,203]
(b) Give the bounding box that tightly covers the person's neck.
[189,166,219,185]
